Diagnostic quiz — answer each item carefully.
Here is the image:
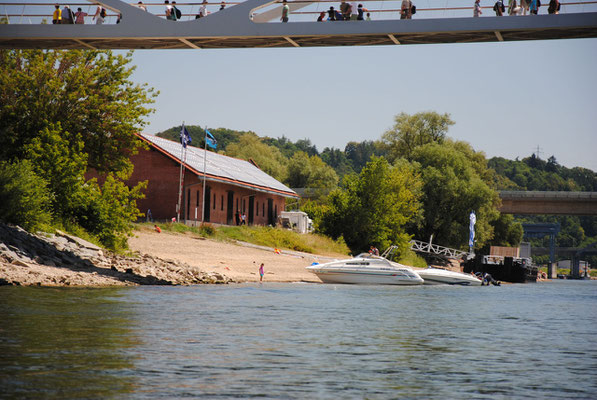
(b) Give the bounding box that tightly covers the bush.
[199,223,216,237]
[0,160,52,231]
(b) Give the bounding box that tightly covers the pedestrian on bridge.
[52,5,61,24]
[281,0,289,22]
[74,8,88,24]
[474,0,482,17]
[401,0,413,19]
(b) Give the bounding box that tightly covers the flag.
[205,129,217,150]
[180,124,191,148]
[469,211,476,250]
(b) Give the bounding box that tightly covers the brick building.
[130,133,298,225]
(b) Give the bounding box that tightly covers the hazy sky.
[131,36,597,171]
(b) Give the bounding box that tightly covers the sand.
[127,228,340,283]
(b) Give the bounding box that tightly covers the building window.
[262,203,265,216]
[256,201,259,216]
[196,190,199,207]
[221,195,224,211]
[213,193,216,209]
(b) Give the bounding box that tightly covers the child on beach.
[259,263,264,282]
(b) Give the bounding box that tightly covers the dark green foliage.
[319,157,421,255]
[490,214,524,247]
[157,125,247,151]
[0,49,157,174]
[24,124,87,218]
[286,152,338,191]
[344,140,385,173]
[409,140,500,250]
[488,155,597,191]
[0,159,52,231]
[70,176,147,250]
[263,136,319,158]
[320,147,355,178]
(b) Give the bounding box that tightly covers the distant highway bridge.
[0,0,596,49]
[499,191,597,216]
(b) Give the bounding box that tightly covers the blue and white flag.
[469,211,476,250]
[180,124,192,148]
[205,129,217,150]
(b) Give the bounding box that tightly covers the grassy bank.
[142,222,350,257]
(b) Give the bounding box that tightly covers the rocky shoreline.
[0,223,233,286]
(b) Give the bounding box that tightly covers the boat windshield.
[355,253,384,260]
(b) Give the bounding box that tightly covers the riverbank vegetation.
[0,49,156,250]
[144,222,350,256]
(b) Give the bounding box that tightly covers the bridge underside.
[3,25,597,50]
[1,0,596,50]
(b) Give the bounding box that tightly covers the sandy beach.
[127,228,340,283]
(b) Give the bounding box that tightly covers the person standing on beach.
[259,263,265,282]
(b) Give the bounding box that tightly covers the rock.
[11,259,31,268]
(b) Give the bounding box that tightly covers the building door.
[267,198,274,226]
[227,191,234,225]
[248,196,254,225]
[204,186,211,222]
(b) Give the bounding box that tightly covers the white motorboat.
[306,253,424,285]
[414,267,482,286]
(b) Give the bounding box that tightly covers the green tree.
[0,159,52,231]
[344,140,385,173]
[320,157,421,254]
[490,214,523,247]
[224,133,288,182]
[0,49,157,174]
[409,140,500,250]
[72,176,147,250]
[24,124,87,218]
[0,50,156,249]
[382,111,454,162]
[320,147,355,178]
[286,151,338,190]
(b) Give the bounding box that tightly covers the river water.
[1,280,595,399]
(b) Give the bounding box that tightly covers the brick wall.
[124,146,290,225]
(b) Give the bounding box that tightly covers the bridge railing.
[1,0,597,24]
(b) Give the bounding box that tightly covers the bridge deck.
[500,191,597,216]
[1,0,596,49]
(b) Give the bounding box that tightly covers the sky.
[130,36,597,171]
[6,0,597,171]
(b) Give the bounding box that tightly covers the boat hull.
[415,269,482,286]
[308,269,424,285]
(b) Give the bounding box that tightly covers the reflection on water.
[0,287,138,399]
[1,281,596,398]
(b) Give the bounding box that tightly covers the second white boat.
[414,267,482,286]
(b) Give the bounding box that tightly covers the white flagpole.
[176,122,185,223]
[201,127,207,224]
